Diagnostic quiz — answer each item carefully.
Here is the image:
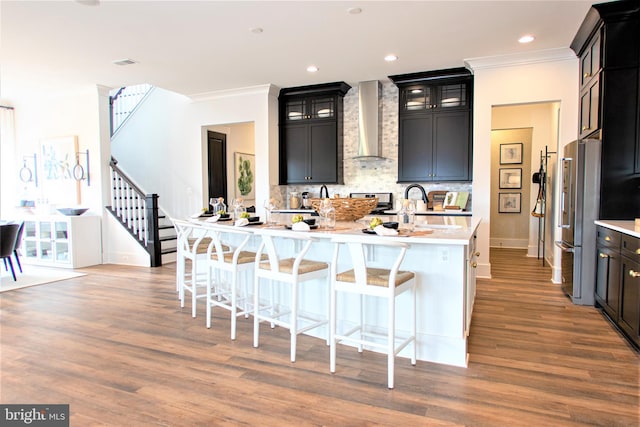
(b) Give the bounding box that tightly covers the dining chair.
[1,223,21,282]
[253,229,330,362]
[172,219,219,318]
[206,225,264,340]
[329,234,417,389]
[13,221,25,273]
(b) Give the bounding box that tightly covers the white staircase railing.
[110,84,153,136]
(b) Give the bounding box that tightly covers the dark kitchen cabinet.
[619,234,640,348]
[595,225,640,349]
[578,31,601,139]
[278,82,351,185]
[595,226,621,321]
[390,68,473,183]
[571,0,640,219]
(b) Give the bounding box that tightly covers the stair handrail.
[108,157,162,266]
[110,84,153,136]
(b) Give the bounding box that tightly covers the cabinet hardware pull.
[475,251,480,257]
[583,73,590,78]
[599,253,608,258]
[605,236,611,241]
[630,270,640,278]
[582,125,589,131]
[471,262,477,268]
[636,249,640,255]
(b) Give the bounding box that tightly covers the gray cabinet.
[278,82,351,185]
[390,68,473,183]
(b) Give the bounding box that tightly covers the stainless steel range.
[349,192,394,214]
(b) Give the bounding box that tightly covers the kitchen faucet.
[404,183,428,204]
[319,185,329,199]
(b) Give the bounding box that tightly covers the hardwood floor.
[1,248,637,426]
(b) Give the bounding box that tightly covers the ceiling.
[0,0,598,100]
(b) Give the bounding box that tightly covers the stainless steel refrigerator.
[555,139,601,305]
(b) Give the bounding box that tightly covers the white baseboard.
[489,238,528,249]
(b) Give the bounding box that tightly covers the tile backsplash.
[274,81,472,210]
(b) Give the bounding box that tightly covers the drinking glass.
[264,199,278,225]
[319,199,335,229]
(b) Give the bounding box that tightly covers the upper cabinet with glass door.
[284,94,337,122]
[399,78,470,113]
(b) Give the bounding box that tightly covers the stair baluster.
[108,157,165,266]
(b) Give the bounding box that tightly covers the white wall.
[1,88,106,218]
[466,49,579,280]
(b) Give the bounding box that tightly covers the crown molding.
[465,48,577,72]
[189,84,276,102]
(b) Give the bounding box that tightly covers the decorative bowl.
[310,197,378,222]
[248,216,260,223]
[57,208,89,216]
[303,218,316,226]
[382,221,399,229]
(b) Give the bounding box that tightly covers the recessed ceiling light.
[112,59,137,66]
[384,54,398,62]
[306,65,319,73]
[74,0,100,5]
[250,27,263,34]
[518,35,535,44]
[347,7,362,15]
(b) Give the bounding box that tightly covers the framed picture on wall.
[500,142,523,164]
[498,193,521,213]
[41,135,80,205]
[234,152,255,202]
[499,168,522,189]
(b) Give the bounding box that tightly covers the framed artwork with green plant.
[234,152,255,202]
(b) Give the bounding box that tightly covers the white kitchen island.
[191,215,481,367]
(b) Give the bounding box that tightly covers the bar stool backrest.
[255,229,315,275]
[206,226,251,265]
[331,235,410,288]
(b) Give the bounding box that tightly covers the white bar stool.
[329,234,417,389]
[253,230,329,362]
[172,219,216,318]
[205,225,263,340]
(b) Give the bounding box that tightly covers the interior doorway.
[490,102,560,266]
[207,130,227,208]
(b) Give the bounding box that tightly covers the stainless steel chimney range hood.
[353,80,386,160]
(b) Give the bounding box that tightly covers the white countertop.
[594,220,640,239]
[192,215,481,246]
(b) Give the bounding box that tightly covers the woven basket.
[310,197,378,221]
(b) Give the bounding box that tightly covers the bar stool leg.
[329,281,337,374]
[358,294,364,353]
[191,258,198,318]
[388,288,395,389]
[412,282,417,366]
[253,275,260,348]
[290,279,298,362]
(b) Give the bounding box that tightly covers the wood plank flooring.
[1,248,638,426]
